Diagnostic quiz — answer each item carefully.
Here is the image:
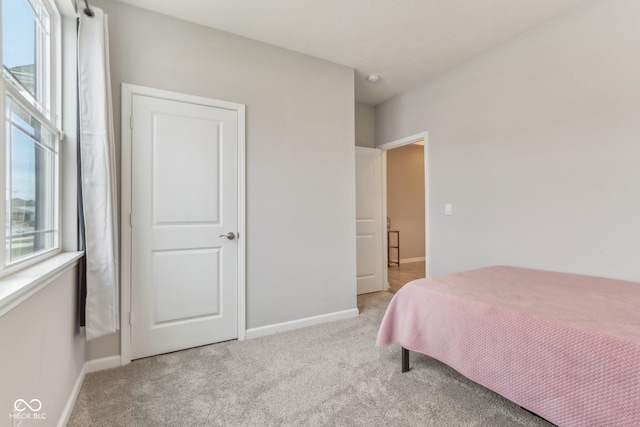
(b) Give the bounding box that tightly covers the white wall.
[355,102,376,147]
[88,0,357,358]
[386,144,425,261]
[0,269,85,426]
[376,0,640,281]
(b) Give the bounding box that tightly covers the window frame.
[0,0,62,278]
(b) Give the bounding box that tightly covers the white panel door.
[355,147,384,294]
[131,94,238,359]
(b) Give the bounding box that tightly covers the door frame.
[378,131,430,281]
[119,83,246,365]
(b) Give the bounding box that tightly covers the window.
[1,0,60,272]
[5,96,57,263]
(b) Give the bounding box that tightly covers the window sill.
[0,251,83,317]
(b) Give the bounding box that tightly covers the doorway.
[379,132,429,291]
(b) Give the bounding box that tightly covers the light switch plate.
[445,203,453,216]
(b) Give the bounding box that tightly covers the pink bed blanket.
[377,266,640,426]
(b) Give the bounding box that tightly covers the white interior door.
[355,147,385,294]
[130,93,239,359]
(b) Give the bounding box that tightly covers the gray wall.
[355,102,376,147]
[88,0,357,358]
[376,0,640,281]
[387,144,425,261]
[0,270,85,425]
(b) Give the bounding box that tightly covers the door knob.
[219,232,236,240]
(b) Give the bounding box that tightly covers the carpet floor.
[69,292,553,426]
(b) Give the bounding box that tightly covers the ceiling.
[115,0,587,105]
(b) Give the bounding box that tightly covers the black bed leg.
[401,347,410,373]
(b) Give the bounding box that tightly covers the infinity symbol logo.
[14,399,42,412]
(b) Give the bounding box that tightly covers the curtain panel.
[77,5,119,340]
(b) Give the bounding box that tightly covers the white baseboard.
[245,308,359,339]
[84,355,122,373]
[58,355,122,426]
[399,257,426,264]
[57,364,85,427]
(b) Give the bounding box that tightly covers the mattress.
[376,266,640,426]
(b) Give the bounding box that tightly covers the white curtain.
[78,5,119,340]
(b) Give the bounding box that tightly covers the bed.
[376,266,640,427]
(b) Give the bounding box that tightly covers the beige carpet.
[69,292,553,426]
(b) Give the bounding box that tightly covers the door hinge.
[129,213,132,227]
[130,115,134,129]
[129,312,133,325]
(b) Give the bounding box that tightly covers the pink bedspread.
[377,266,640,426]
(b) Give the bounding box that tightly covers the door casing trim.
[120,83,246,365]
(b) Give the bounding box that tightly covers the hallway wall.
[386,144,426,261]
